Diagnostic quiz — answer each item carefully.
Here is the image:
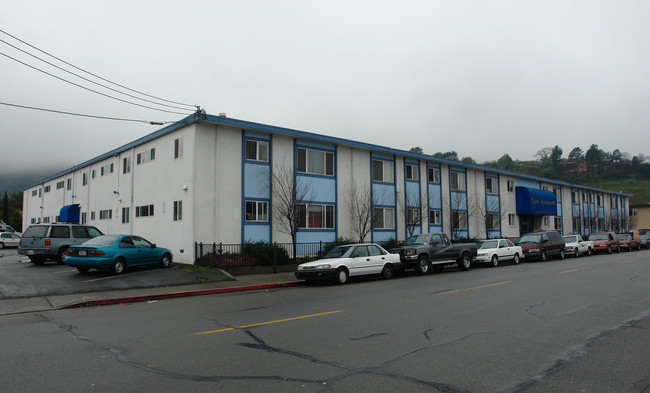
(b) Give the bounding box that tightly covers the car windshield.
[479,240,498,249]
[619,234,630,240]
[323,245,354,258]
[563,236,577,243]
[82,235,120,246]
[590,234,608,240]
[404,235,430,245]
[22,225,48,238]
[516,235,541,245]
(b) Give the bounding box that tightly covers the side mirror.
[152,244,157,248]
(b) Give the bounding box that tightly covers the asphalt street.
[1,248,649,392]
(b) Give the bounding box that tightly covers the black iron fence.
[194,241,327,272]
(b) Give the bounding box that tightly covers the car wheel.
[76,267,90,273]
[587,248,592,256]
[616,246,621,253]
[490,255,498,267]
[56,247,68,265]
[458,253,472,271]
[607,246,612,254]
[0,242,4,249]
[574,249,579,258]
[417,255,431,275]
[29,256,47,265]
[540,251,547,262]
[380,264,394,280]
[637,244,642,251]
[512,253,520,265]
[559,249,565,260]
[335,267,348,284]
[159,253,172,268]
[112,258,126,275]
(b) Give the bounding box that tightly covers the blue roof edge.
[23,112,634,198]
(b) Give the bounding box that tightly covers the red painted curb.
[63,280,305,309]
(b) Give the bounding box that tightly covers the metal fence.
[194,241,327,272]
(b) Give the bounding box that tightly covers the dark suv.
[18,224,103,264]
[515,231,565,261]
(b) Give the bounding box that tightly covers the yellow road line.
[619,260,635,264]
[194,310,342,335]
[560,267,590,273]
[437,281,511,295]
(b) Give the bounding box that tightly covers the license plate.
[78,250,87,256]
[27,250,34,255]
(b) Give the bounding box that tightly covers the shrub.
[242,241,291,266]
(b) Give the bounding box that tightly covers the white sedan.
[295,244,402,284]
[474,239,523,267]
[0,232,21,249]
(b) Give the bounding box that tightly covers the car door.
[117,237,141,265]
[131,236,157,265]
[366,244,389,274]
[349,245,371,276]
[497,240,511,260]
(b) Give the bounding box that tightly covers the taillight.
[90,251,105,256]
[45,239,51,247]
[67,249,73,255]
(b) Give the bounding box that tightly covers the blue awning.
[515,187,557,215]
[59,204,81,223]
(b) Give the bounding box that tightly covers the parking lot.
[0,248,230,299]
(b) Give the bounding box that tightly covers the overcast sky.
[2,0,649,173]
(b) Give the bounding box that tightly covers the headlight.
[477,252,486,257]
[405,249,416,256]
[529,248,540,253]
[316,264,332,269]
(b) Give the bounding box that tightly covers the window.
[407,208,420,222]
[452,211,467,229]
[137,148,156,165]
[31,190,37,197]
[50,226,69,238]
[173,200,183,221]
[553,188,561,201]
[450,172,466,191]
[91,169,96,179]
[572,217,581,232]
[405,164,419,180]
[554,216,563,231]
[81,212,87,224]
[589,193,594,203]
[297,148,334,176]
[298,204,334,229]
[486,177,498,195]
[135,204,154,217]
[372,160,394,183]
[100,163,114,176]
[44,185,51,193]
[508,214,516,226]
[123,157,131,174]
[428,167,440,183]
[90,211,96,221]
[31,218,36,224]
[507,180,514,192]
[56,181,64,190]
[543,216,551,227]
[66,179,72,191]
[571,191,579,204]
[99,209,112,220]
[597,195,603,206]
[245,140,268,162]
[245,201,268,222]
[174,137,184,159]
[373,207,395,229]
[39,188,41,197]
[83,173,88,186]
[487,213,500,230]
[122,207,130,224]
[429,210,441,225]
[42,217,50,223]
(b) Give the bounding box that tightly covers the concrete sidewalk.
[0,271,304,316]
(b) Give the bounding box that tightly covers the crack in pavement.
[524,302,546,322]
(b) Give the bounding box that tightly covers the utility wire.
[0,101,179,125]
[0,38,191,112]
[0,29,195,109]
[0,51,192,115]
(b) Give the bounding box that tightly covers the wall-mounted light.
[181,185,189,191]
[113,190,119,195]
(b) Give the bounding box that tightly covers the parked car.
[0,221,20,236]
[393,233,478,274]
[590,232,620,254]
[295,244,401,284]
[0,232,21,249]
[562,235,593,257]
[515,231,565,261]
[640,234,649,249]
[618,233,641,251]
[474,239,523,267]
[65,235,173,274]
[18,224,104,264]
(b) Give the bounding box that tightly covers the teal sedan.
[65,235,173,274]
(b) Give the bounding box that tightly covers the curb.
[62,280,306,309]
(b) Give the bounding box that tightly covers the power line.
[0,38,192,112]
[0,29,196,109]
[0,101,179,125]
[0,51,192,116]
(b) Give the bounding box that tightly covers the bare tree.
[397,191,430,238]
[475,195,509,239]
[449,192,474,240]
[270,162,314,258]
[344,182,379,243]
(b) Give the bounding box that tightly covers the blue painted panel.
[373,230,397,243]
[450,191,467,210]
[428,184,442,208]
[243,224,270,242]
[405,182,420,205]
[373,184,396,206]
[515,178,540,189]
[598,207,604,218]
[572,205,581,217]
[556,203,562,216]
[488,230,501,239]
[298,176,336,203]
[296,231,336,244]
[244,164,270,199]
[486,195,500,212]
[428,225,443,233]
